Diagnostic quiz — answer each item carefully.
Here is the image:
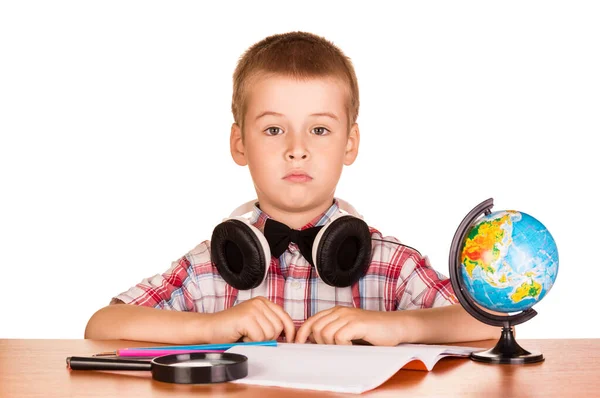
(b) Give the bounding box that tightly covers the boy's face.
[230,74,359,214]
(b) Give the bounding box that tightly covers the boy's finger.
[259,315,278,341]
[309,314,340,345]
[320,318,349,345]
[295,308,335,343]
[241,318,266,342]
[263,301,296,342]
[260,307,285,340]
[334,323,361,345]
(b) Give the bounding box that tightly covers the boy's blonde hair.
[231,31,359,135]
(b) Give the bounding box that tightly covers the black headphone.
[210,199,373,290]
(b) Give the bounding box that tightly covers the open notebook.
[226,342,479,394]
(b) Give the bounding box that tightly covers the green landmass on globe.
[460,210,558,313]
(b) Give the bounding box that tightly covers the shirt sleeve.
[395,252,458,310]
[112,242,210,311]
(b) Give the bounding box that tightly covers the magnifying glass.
[66,352,248,384]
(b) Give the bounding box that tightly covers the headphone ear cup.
[211,219,268,290]
[313,216,372,287]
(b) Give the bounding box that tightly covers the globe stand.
[471,325,543,364]
[449,198,544,365]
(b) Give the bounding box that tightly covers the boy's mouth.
[283,170,313,183]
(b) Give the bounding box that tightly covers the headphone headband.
[228,200,257,218]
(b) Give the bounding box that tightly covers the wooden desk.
[0,339,598,397]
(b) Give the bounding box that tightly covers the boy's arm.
[84,301,216,344]
[294,304,499,345]
[390,303,499,344]
[85,296,297,344]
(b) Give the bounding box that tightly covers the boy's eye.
[312,127,330,136]
[264,127,330,136]
[265,127,283,136]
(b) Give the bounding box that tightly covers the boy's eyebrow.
[310,112,339,121]
[255,111,339,122]
[255,111,284,120]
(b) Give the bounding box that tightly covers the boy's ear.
[230,123,247,166]
[343,123,360,166]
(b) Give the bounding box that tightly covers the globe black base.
[471,326,544,364]
[471,349,544,364]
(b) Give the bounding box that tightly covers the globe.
[460,210,559,313]
[449,198,559,364]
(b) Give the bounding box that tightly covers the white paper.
[226,343,479,394]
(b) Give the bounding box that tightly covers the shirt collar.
[249,198,341,234]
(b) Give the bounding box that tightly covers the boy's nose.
[285,131,310,160]
[285,140,309,160]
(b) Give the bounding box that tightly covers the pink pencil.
[117,349,225,357]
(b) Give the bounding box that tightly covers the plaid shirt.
[114,199,457,328]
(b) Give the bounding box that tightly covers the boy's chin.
[266,194,328,211]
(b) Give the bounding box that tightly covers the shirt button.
[291,281,301,289]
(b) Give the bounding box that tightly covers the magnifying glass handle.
[67,356,152,371]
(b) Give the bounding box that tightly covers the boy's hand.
[295,306,403,346]
[206,296,296,343]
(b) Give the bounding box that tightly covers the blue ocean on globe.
[460,210,559,313]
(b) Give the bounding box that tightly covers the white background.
[1,1,598,339]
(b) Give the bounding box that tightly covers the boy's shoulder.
[181,240,213,268]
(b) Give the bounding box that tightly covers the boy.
[85,31,498,345]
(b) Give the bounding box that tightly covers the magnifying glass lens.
[168,359,238,367]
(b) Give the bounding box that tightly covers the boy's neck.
[257,197,335,230]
